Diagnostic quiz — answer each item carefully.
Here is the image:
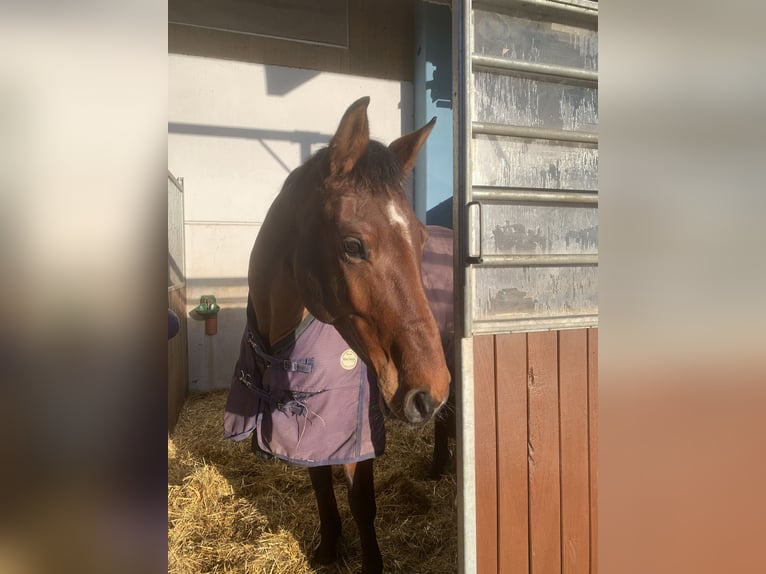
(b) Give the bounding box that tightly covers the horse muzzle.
[403,388,445,425]
[381,364,450,425]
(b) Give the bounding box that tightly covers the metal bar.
[455,1,475,339]
[454,2,477,574]
[475,0,598,20]
[457,336,477,574]
[472,54,597,84]
[475,253,598,267]
[473,122,598,144]
[546,0,598,13]
[472,186,598,204]
[472,314,599,334]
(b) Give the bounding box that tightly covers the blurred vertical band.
[601,1,766,573]
[0,2,168,573]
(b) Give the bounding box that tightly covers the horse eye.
[343,238,365,260]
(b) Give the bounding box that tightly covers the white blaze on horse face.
[387,200,412,247]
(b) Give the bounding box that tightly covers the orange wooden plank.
[559,329,591,574]
[495,333,530,574]
[587,328,599,574]
[473,334,498,574]
[527,330,562,574]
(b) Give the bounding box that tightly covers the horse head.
[290,97,450,425]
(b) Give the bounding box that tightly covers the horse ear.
[389,117,436,175]
[329,96,371,176]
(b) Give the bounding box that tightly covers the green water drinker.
[195,295,220,335]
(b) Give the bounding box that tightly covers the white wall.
[169,54,414,392]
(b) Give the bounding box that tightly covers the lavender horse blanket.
[421,225,454,378]
[223,225,453,467]
[224,304,386,466]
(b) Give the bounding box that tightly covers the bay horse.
[225,97,452,573]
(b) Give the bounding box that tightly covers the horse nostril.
[406,390,435,424]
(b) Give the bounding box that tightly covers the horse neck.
[248,187,309,348]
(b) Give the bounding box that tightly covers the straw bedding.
[168,390,457,573]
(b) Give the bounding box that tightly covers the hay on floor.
[168,391,457,573]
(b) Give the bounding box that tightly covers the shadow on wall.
[400,82,413,141]
[168,122,331,168]
[264,66,321,96]
[186,304,248,393]
[185,277,249,394]
[424,0,452,110]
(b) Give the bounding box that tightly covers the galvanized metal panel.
[473,135,598,190]
[481,202,597,255]
[473,9,598,71]
[468,3,598,332]
[474,71,598,132]
[473,265,597,321]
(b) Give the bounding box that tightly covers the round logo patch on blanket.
[340,348,358,370]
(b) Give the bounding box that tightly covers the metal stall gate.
[453,1,598,572]
[168,171,189,433]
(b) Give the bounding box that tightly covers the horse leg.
[308,465,343,565]
[343,460,382,574]
[429,385,456,479]
[430,412,451,479]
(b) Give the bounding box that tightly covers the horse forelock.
[352,141,403,188]
[316,141,401,191]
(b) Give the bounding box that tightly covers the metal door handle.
[466,201,483,264]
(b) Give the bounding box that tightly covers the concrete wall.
[168,54,413,392]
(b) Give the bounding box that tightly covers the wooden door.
[472,329,597,574]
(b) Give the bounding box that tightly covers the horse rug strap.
[223,310,386,467]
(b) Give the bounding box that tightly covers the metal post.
[453,1,477,573]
